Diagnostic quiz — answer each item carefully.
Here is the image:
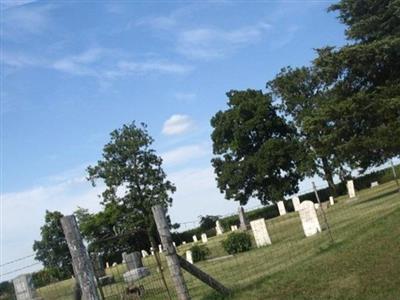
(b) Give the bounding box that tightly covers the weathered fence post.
[61,215,100,300]
[312,182,334,243]
[151,205,191,300]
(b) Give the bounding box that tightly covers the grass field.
[37,180,400,299]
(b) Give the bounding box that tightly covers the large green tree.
[33,210,72,279]
[312,0,400,170]
[211,89,308,205]
[87,122,175,250]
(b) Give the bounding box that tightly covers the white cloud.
[135,15,177,30]
[161,144,209,166]
[162,114,194,136]
[177,22,271,59]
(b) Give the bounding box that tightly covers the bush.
[222,232,252,254]
[190,245,210,262]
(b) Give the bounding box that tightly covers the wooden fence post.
[151,205,191,300]
[61,215,100,300]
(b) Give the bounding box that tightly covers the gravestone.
[123,252,150,283]
[238,206,249,230]
[216,220,224,235]
[292,196,301,211]
[182,241,186,245]
[106,262,110,269]
[230,225,238,231]
[172,242,176,248]
[122,252,127,263]
[13,274,38,300]
[112,262,117,267]
[329,196,334,206]
[150,247,155,255]
[186,250,193,264]
[347,180,356,198]
[314,203,320,210]
[371,181,379,188]
[141,250,149,257]
[158,244,163,253]
[250,218,272,247]
[298,200,321,237]
[277,201,286,216]
[192,235,198,243]
[201,233,208,243]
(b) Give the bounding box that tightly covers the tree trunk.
[321,157,337,196]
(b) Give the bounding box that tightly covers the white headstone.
[182,241,186,245]
[347,180,356,198]
[141,250,149,258]
[106,262,110,268]
[250,218,272,247]
[172,242,176,248]
[201,233,208,243]
[329,196,334,206]
[371,181,379,188]
[192,235,198,243]
[299,200,321,237]
[277,201,286,216]
[186,250,193,264]
[230,225,238,231]
[150,247,155,255]
[216,220,224,235]
[112,262,117,267]
[292,196,301,211]
[13,274,37,300]
[314,203,320,210]
[158,244,163,253]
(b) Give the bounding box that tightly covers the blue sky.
[1,0,348,279]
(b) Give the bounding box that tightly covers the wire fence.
[2,180,399,299]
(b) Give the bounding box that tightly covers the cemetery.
[27,179,399,299]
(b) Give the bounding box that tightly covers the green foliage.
[211,89,307,205]
[0,281,14,299]
[32,211,73,279]
[87,122,175,247]
[190,244,210,263]
[32,267,68,288]
[222,232,252,254]
[199,215,220,231]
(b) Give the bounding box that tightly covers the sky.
[0,0,349,280]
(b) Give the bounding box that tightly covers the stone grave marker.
[158,244,163,253]
[277,201,286,216]
[250,218,272,247]
[292,196,301,211]
[186,250,193,264]
[13,274,37,300]
[230,225,238,231]
[141,250,149,257]
[238,206,249,230]
[329,196,334,206]
[201,233,208,243]
[298,200,321,237]
[371,181,379,188]
[216,220,224,235]
[347,180,356,198]
[314,203,320,210]
[123,252,150,283]
[192,235,198,243]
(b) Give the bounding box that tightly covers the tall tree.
[33,211,73,279]
[87,122,175,250]
[211,89,308,205]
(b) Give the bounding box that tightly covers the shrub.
[190,244,210,262]
[222,232,252,254]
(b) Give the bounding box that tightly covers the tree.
[87,122,175,250]
[199,215,220,231]
[267,67,349,194]
[311,0,400,170]
[33,211,72,279]
[210,89,307,205]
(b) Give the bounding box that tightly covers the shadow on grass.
[357,189,399,205]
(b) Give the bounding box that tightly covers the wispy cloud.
[0,0,38,10]
[161,143,209,166]
[174,92,196,103]
[177,22,271,59]
[162,114,194,136]
[135,15,177,30]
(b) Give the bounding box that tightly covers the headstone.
[371,181,379,188]
[13,274,37,300]
[250,218,272,247]
[238,206,249,230]
[277,201,286,216]
[329,196,334,206]
[122,252,127,263]
[186,250,193,264]
[141,250,149,257]
[314,203,320,210]
[112,262,117,267]
[158,244,163,253]
[182,241,186,245]
[292,196,301,211]
[123,268,151,283]
[346,180,356,198]
[192,235,198,243]
[172,242,176,248]
[150,247,155,255]
[216,220,224,235]
[201,233,208,243]
[298,200,321,237]
[106,262,110,269]
[125,252,143,271]
[230,225,238,231]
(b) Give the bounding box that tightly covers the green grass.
[37,181,400,299]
